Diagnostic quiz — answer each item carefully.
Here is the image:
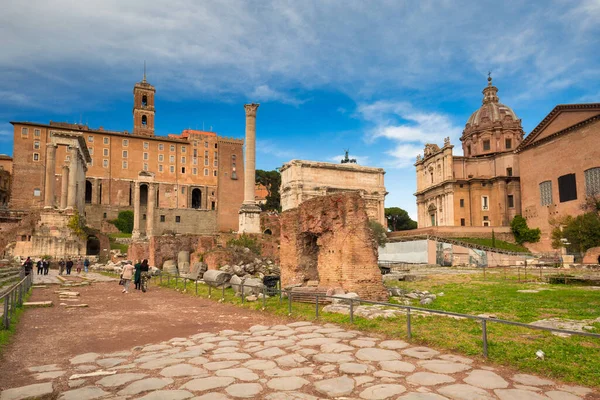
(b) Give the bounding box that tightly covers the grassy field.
[455,237,530,253]
[108,233,131,254]
[155,271,600,388]
[0,289,31,355]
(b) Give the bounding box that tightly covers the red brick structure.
[280,192,387,301]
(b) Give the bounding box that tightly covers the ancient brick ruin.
[280,192,388,301]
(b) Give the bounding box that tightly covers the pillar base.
[238,203,262,234]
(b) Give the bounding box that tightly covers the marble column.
[66,147,78,209]
[44,143,57,208]
[238,103,262,233]
[60,165,69,209]
[92,179,99,204]
[146,183,156,237]
[132,181,141,239]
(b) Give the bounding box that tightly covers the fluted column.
[66,147,78,209]
[44,143,57,208]
[132,181,141,239]
[61,164,69,209]
[146,183,156,237]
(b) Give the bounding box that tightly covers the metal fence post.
[18,284,23,306]
[518,267,520,282]
[482,319,488,358]
[278,282,282,304]
[3,298,9,329]
[407,308,412,339]
[262,286,266,311]
[350,300,354,324]
[167,274,170,285]
[176,276,179,287]
[288,290,292,315]
[221,285,225,301]
[184,278,187,291]
[208,285,212,298]
[241,282,245,304]
[195,280,198,295]
[315,295,319,319]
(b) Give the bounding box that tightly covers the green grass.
[0,289,31,355]
[154,274,600,388]
[455,237,530,253]
[108,232,132,239]
[108,233,130,253]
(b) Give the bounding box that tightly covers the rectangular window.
[213,170,217,177]
[33,141,40,150]
[483,140,490,151]
[204,168,209,176]
[459,184,464,188]
[483,216,489,221]
[204,158,209,166]
[158,164,163,172]
[88,135,94,142]
[143,152,148,160]
[103,137,109,144]
[204,141,208,148]
[213,160,218,167]
[181,187,185,194]
[103,159,108,168]
[33,188,41,196]
[142,214,146,221]
[122,161,128,169]
[507,167,513,177]
[143,163,148,171]
[103,148,109,157]
[103,212,107,219]
[193,168,197,175]
[460,218,465,226]
[558,173,577,203]
[540,181,552,206]
[34,129,41,137]
[193,149,197,157]
[122,150,128,158]
[175,216,181,223]
[211,201,216,210]
[181,167,186,174]
[169,155,175,163]
[505,138,512,149]
[122,139,128,147]
[158,154,164,162]
[193,158,197,165]
[483,221,490,227]
[508,194,514,208]
[158,143,164,151]
[181,156,186,164]
[143,141,149,149]
[33,153,39,161]
[214,151,218,159]
[584,168,600,196]
[170,165,175,173]
[181,146,186,153]
[170,145,175,152]
[460,199,464,207]
[481,196,489,210]
[88,147,94,155]
[194,141,198,147]
[21,127,28,137]
[160,215,165,222]
[204,150,209,157]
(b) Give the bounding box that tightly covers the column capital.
[134,180,141,188]
[244,103,259,117]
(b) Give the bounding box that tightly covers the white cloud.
[256,139,294,161]
[249,85,305,106]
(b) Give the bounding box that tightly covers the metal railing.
[157,272,600,358]
[1,273,33,330]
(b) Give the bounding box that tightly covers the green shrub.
[368,220,388,248]
[510,215,541,245]
[227,234,260,254]
[110,210,134,234]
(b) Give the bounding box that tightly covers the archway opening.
[191,188,202,209]
[264,229,272,235]
[86,236,100,255]
[85,180,93,204]
[140,184,148,206]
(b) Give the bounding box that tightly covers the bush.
[368,220,388,248]
[110,211,134,234]
[510,215,541,245]
[227,234,260,254]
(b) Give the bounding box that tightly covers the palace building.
[10,74,245,236]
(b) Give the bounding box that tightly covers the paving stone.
[379,360,416,373]
[418,360,471,374]
[58,386,110,400]
[27,364,61,373]
[172,349,206,359]
[321,342,355,353]
[180,377,235,392]
[328,331,358,339]
[105,350,132,357]
[34,370,65,380]
[514,385,543,392]
[225,383,264,398]
[313,352,355,363]
[135,353,165,363]
[463,370,509,389]
[139,357,181,369]
[191,343,217,351]
[203,361,240,370]
[160,364,206,377]
[97,358,127,368]
[275,354,307,367]
[249,324,270,332]
[266,377,310,391]
[297,337,340,346]
[216,367,259,381]
[136,390,195,400]
[351,340,377,348]
[355,375,376,386]
[287,321,314,327]
[117,378,173,396]
[142,344,172,352]
[296,348,318,357]
[512,374,554,386]
[75,364,98,372]
[0,382,54,400]
[406,372,455,386]
[96,373,147,387]
[263,367,314,377]
[356,348,402,361]
[211,352,251,360]
[110,363,137,370]
[264,392,319,400]
[67,379,86,388]
[296,333,325,339]
[255,347,287,358]
[545,391,582,400]
[70,352,100,364]
[340,362,370,374]
[397,393,450,399]
[191,393,231,400]
[374,370,403,378]
[402,347,440,360]
[264,339,296,347]
[379,340,410,350]
[359,384,406,399]
[437,384,495,400]
[438,354,474,364]
[556,385,593,396]
[214,347,241,354]
[243,359,278,370]
[320,365,337,373]
[314,375,355,397]
[494,389,549,400]
[188,356,210,365]
[69,370,116,380]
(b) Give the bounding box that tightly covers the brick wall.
[217,138,245,232]
[280,192,387,301]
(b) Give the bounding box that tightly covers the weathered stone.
[211,352,251,361]
[0,382,54,400]
[340,362,370,374]
[374,370,403,378]
[203,361,240,370]
[180,377,235,392]
[34,370,65,380]
[464,370,509,389]
[97,358,127,368]
[136,390,194,400]
[171,349,206,359]
[494,389,549,400]
[379,340,409,350]
[264,393,319,400]
[406,372,455,386]
[275,354,307,367]
[96,373,147,387]
[401,347,440,360]
[351,340,377,348]
[397,394,449,399]
[267,377,310,391]
[188,356,210,366]
[545,391,583,400]
[356,348,402,361]
[332,292,360,305]
[379,360,416,373]
[142,344,172,352]
[313,353,355,363]
[139,357,181,370]
[117,378,173,396]
[70,352,100,364]
[419,360,472,374]
[160,364,206,377]
[191,394,231,400]
[216,368,259,381]
[511,374,554,386]
[321,342,355,353]
[225,383,264,398]
[67,379,86,388]
[58,386,110,400]
[556,385,593,396]
[359,384,406,399]
[314,376,355,397]
[69,370,116,380]
[243,359,278,370]
[355,376,376,386]
[438,354,474,364]
[255,347,287,358]
[437,384,495,400]
[203,270,232,287]
[263,367,314,377]
[27,364,60,373]
[297,337,340,346]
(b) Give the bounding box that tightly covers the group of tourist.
[120,259,149,293]
[21,256,91,276]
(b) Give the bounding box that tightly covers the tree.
[255,169,281,212]
[561,212,600,253]
[385,207,417,231]
[110,210,134,234]
[510,215,541,245]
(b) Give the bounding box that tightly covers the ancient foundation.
[280,192,388,301]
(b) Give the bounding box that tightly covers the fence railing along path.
[1,273,33,329]
[157,272,600,358]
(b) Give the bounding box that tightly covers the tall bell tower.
[133,65,156,136]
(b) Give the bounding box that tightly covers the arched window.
[142,115,147,126]
[585,167,600,196]
[142,95,148,107]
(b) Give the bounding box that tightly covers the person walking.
[66,258,73,275]
[121,262,134,294]
[22,257,33,276]
[84,258,90,273]
[58,258,65,275]
[36,259,43,275]
[133,259,142,290]
[43,258,49,275]
[76,257,83,274]
[140,259,149,292]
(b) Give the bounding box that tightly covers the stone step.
[65,304,88,308]
[24,301,53,307]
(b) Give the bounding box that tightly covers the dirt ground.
[0,279,286,390]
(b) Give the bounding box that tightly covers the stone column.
[132,181,141,239]
[92,179,99,204]
[238,104,262,233]
[146,183,156,237]
[44,143,57,208]
[66,147,78,209]
[61,164,69,209]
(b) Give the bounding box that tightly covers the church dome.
[465,76,519,128]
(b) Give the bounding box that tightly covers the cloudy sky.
[1,0,599,219]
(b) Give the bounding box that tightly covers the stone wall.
[583,246,600,265]
[388,226,515,243]
[280,192,387,301]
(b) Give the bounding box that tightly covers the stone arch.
[140,183,148,206]
[86,236,100,255]
[191,188,202,209]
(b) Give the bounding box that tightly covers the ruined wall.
[280,192,387,301]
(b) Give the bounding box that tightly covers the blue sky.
[1,0,599,219]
